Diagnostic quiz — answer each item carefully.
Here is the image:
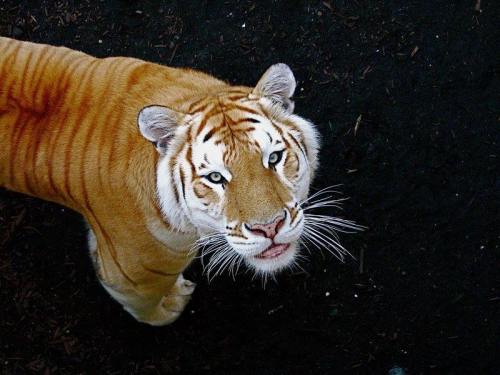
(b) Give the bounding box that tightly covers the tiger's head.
[138,64,320,275]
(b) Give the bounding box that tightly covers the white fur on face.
[155,101,320,275]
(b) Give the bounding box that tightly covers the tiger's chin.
[243,242,298,274]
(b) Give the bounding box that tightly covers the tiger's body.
[0,37,328,325]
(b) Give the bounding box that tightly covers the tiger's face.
[138,64,320,274]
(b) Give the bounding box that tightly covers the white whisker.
[304,225,349,256]
[302,227,346,262]
[298,238,313,254]
[189,183,364,281]
[302,198,348,211]
[300,184,343,204]
[304,220,342,240]
[306,215,366,232]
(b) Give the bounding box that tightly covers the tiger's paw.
[174,273,196,296]
[139,274,196,326]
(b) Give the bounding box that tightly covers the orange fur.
[0,37,246,324]
[0,37,319,325]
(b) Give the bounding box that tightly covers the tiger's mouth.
[255,243,290,259]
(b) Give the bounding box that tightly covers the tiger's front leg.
[99,273,196,326]
[88,229,196,326]
[158,273,197,319]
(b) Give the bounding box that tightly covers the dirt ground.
[0,1,498,374]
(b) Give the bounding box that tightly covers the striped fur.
[0,37,320,325]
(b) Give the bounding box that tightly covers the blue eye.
[205,172,226,184]
[268,150,284,166]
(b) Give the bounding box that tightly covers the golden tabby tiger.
[0,37,355,326]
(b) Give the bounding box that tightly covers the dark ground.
[0,0,499,374]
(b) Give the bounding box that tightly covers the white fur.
[157,152,195,233]
[146,217,198,252]
[153,106,319,274]
[141,67,321,276]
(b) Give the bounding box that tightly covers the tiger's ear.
[253,63,296,113]
[138,105,187,155]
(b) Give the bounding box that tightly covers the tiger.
[0,37,358,326]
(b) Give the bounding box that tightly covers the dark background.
[0,0,498,373]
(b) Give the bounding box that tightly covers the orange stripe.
[18,49,34,105]
[202,125,220,142]
[224,88,250,95]
[46,109,69,195]
[124,62,147,90]
[27,45,50,100]
[33,47,72,112]
[105,101,127,175]
[186,145,196,176]
[287,131,307,158]
[142,265,178,277]
[8,111,24,186]
[54,54,84,101]
[193,185,207,199]
[190,101,213,114]
[31,48,56,114]
[168,151,181,205]
[268,119,284,137]
[179,166,187,201]
[46,55,86,196]
[21,120,37,195]
[228,233,248,240]
[30,113,46,190]
[290,208,299,223]
[225,94,248,101]
[195,106,222,135]
[96,60,124,190]
[226,103,259,115]
[80,61,121,211]
[62,60,99,204]
[98,108,117,191]
[89,213,138,286]
[187,97,211,113]
[2,43,22,103]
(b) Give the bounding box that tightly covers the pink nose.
[245,214,285,239]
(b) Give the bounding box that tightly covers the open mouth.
[255,243,290,259]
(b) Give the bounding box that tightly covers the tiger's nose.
[245,213,286,239]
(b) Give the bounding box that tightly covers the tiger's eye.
[268,150,283,166]
[206,172,225,184]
